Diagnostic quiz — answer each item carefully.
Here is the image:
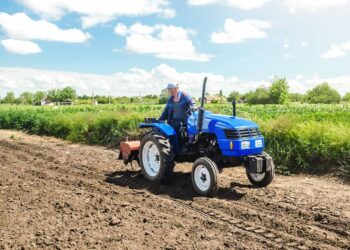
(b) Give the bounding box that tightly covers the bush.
[289,93,305,103]
[269,78,290,104]
[343,92,350,102]
[306,83,341,104]
[227,91,241,102]
[261,115,350,177]
[244,87,270,104]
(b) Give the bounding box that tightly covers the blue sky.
[0,0,349,97]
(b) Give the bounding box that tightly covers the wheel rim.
[142,141,161,177]
[194,165,211,192]
[249,172,266,182]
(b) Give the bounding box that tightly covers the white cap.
[166,83,178,89]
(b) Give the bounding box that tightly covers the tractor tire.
[246,152,275,187]
[139,132,175,184]
[192,157,219,197]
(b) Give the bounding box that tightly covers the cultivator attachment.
[118,141,140,166]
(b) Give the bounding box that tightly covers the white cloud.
[289,74,350,95]
[295,74,304,80]
[285,0,348,13]
[1,39,42,55]
[0,65,264,97]
[301,42,309,47]
[322,41,350,59]
[188,0,270,10]
[283,40,290,49]
[1,65,348,98]
[17,0,175,28]
[115,23,211,62]
[114,23,129,36]
[211,19,271,44]
[188,0,217,5]
[0,12,91,43]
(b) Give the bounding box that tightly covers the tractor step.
[118,141,140,165]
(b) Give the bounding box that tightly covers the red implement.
[118,141,140,165]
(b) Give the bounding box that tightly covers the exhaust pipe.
[232,100,237,117]
[197,77,207,134]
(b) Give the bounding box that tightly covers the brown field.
[0,130,349,250]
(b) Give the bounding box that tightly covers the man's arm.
[183,93,196,109]
[158,99,170,121]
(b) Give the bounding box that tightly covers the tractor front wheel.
[192,157,219,197]
[139,132,175,184]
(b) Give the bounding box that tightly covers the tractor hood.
[204,112,258,130]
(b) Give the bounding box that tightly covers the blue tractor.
[119,77,275,196]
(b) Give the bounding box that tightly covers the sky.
[0,0,350,97]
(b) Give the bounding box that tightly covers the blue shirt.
[159,91,195,123]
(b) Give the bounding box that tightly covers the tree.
[78,95,91,100]
[1,92,16,104]
[306,83,341,104]
[227,91,241,102]
[269,78,290,104]
[58,86,76,102]
[289,93,305,103]
[159,88,169,104]
[144,94,158,99]
[244,87,270,104]
[47,87,76,103]
[95,95,109,104]
[343,92,350,102]
[19,91,34,105]
[47,89,60,102]
[33,91,46,104]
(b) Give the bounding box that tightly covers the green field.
[0,103,349,179]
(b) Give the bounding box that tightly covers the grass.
[0,103,349,179]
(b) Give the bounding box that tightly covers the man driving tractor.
[159,83,196,146]
[119,77,275,196]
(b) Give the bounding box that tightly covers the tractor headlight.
[255,139,263,148]
[241,141,251,150]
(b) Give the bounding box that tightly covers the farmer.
[159,83,196,145]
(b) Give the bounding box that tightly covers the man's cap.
[166,83,178,89]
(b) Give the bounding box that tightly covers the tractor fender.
[207,119,231,133]
[139,123,176,137]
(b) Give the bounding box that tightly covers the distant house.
[204,94,226,104]
[40,97,74,106]
[91,99,98,106]
[40,97,54,106]
[60,101,74,106]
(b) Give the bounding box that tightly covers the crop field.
[0,103,349,178]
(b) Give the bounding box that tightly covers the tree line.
[226,79,349,104]
[0,87,77,105]
[0,79,349,105]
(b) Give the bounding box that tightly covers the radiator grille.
[224,128,261,139]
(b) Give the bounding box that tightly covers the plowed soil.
[0,130,349,250]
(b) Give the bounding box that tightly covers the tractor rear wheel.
[246,152,275,187]
[139,132,175,184]
[192,157,219,197]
